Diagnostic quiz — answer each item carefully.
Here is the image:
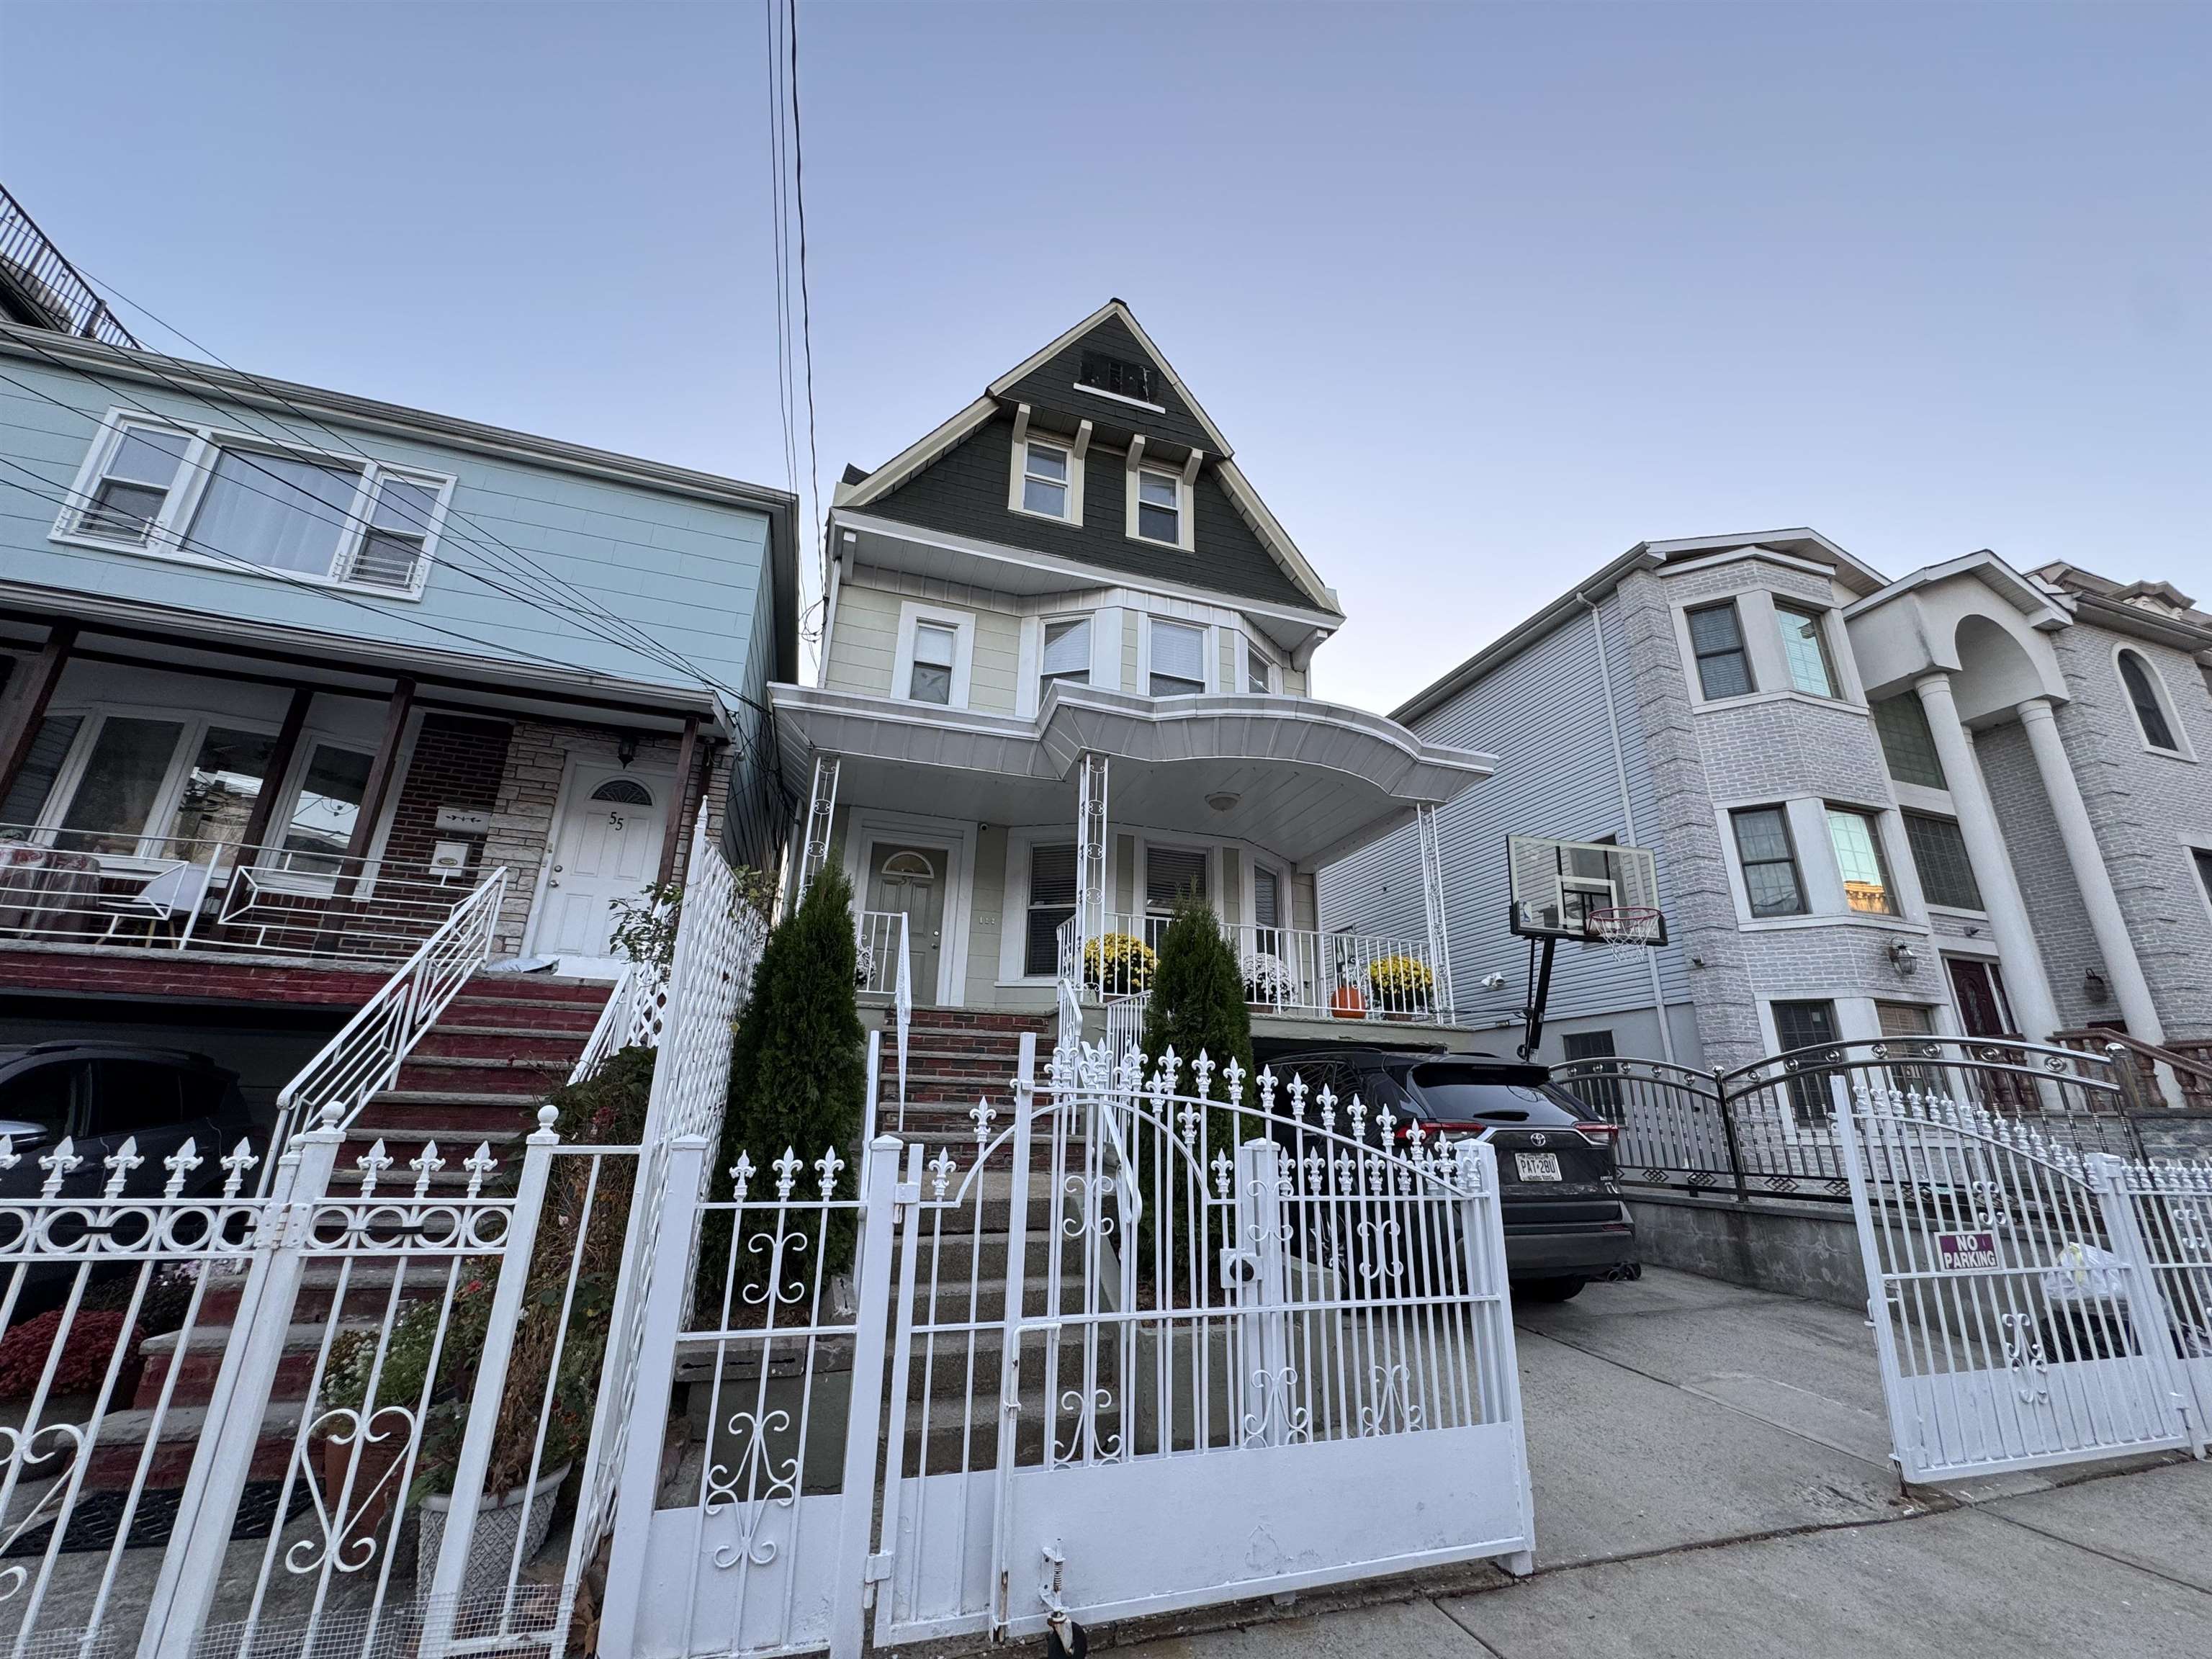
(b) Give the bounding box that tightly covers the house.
[0,184,796,1131]
[769,300,1496,1105]
[1321,531,2212,1088]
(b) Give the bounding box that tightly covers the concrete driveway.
[1112,1268,2212,1659]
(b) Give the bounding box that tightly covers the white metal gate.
[1836,1082,2211,1483]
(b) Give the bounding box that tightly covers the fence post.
[419,1107,563,1656]
[830,1136,905,1659]
[988,1034,1037,1637]
[138,1109,343,1659]
[596,1136,710,1659]
[2085,1152,2199,1452]
[1454,1138,1534,1574]
[1233,1138,1291,1447]
[1714,1069,1750,1204]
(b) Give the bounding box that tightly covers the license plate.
[1514,1151,1563,1182]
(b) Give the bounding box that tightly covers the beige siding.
[967,824,1008,1002]
[823,582,901,698]
[1293,872,1318,932]
[1281,664,1308,696]
[1122,613,1141,692]
[971,608,1022,714]
[1114,833,1137,914]
[1220,848,1243,925]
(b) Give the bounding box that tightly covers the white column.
[2016,698,2167,1047]
[1912,673,2062,1042]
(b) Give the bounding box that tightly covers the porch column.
[2015,698,2169,1051]
[796,751,840,898]
[1074,752,1110,983]
[235,687,314,853]
[656,714,701,888]
[343,677,417,866]
[1912,672,2061,1043]
[0,620,77,814]
[1416,802,1454,1021]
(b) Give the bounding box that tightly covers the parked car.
[0,1043,257,1201]
[1264,1046,1637,1301]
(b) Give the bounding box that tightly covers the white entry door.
[531,768,670,974]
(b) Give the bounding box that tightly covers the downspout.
[1580,590,1678,1064]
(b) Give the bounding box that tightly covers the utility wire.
[786,0,825,613]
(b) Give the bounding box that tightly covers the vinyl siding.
[823,580,902,697]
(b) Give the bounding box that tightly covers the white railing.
[1104,988,1148,1062]
[265,866,508,1184]
[1058,910,1449,1024]
[0,822,493,961]
[567,956,670,1086]
[855,909,912,1124]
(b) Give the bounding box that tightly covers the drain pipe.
[1580,590,1678,1064]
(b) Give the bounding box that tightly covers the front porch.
[773,678,1493,1037]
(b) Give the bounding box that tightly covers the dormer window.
[1020,440,1072,520]
[1134,469,1182,545]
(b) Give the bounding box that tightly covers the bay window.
[1825,806,1897,915]
[1147,618,1207,698]
[1039,616,1091,698]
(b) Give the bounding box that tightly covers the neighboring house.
[0,184,796,1130]
[1323,530,2212,1079]
[771,300,1493,1082]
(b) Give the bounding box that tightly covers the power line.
[786,0,825,616]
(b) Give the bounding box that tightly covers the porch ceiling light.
[1205,791,1241,812]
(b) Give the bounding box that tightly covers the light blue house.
[0,318,797,980]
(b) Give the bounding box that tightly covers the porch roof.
[770,683,1494,868]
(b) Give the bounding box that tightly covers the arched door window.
[2117,650,2180,751]
[590,778,655,806]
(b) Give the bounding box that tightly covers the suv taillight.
[1573,1121,1619,1148]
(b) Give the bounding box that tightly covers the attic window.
[1078,351,1159,407]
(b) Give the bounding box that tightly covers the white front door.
[531,767,670,974]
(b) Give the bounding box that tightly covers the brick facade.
[384,714,513,881]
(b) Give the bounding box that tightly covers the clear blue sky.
[3,1,2208,711]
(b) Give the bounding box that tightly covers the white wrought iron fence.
[1057,912,1447,1024]
[1835,1082,2212,1484]
[0,826,497,963]
[264,868,508,1188]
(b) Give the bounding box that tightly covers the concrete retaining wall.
[1626,1191,1869,1309]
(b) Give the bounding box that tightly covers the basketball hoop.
[1584,907,1661,951]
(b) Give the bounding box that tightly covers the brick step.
[194,1260,449,1324]
[134,1319,385,1410]
[411,1027,593,1062]
[346,1098,541,1137]
[464,974,620,1004]
[444,994,606,1033]
[394,1055,575,1096]
[897,1012,1056,1035]
[84,1402,303,1488]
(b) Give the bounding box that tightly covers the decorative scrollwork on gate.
[291,1404,418,1574]
[1999,1313,2051,1405]
[0,1423,88,1599]
[1239,1367,1312,1448]
[1358,1364,1424,1437]
[705,1408,801,1568]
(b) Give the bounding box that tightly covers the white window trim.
[1773,600,1850,703]
[1241,631,1278,696]
[50,409,454,602]
[891,600,977,710]
[2113,642,2197,760]
[998,824,1083,986]
[1137,614,1214,699]
[1137,835,1223,924]
[1674,595,1759,704]
[2182,833,2212,936]
[1007,416,1088,526]
[1820,800,1907,922]
[1241,852,1293,937]
[1125,457,1195,552]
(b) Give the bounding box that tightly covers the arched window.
[590,778,655,806]
[2117,650,2179,751]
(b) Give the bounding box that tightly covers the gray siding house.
[1323,531,2212,1082]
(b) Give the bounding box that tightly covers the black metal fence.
[1552,1038,2150,1205]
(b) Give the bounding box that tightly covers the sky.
[3,0,2208,714]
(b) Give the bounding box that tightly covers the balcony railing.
[0,824,495,963]
[0,184,139,347]
[1058,912,1448,1025]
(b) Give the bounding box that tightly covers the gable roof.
[834,302,1340,621]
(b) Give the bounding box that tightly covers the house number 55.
[608,811,626,830]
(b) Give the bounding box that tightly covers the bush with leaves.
[701,864,867,1314]
[1133,898,1256,1287]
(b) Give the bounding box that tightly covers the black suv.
[1266,1047,1637,1301]
[0,1044,256,1200]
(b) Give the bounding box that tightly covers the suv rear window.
[1405,1065,1584,1127]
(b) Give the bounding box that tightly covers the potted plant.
[1083,932,1157,997]
[1367,955,1434,1020]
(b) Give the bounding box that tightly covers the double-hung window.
[1148,619,1207,698]
[1687,602,1753,699]
[1775,603,1839,697]
[1731,806,1807,917]
[1025,843,1078,977]
[1903,811,1982,910]
[1144,845,1208,950]
[1134,469,1182,544]
[1825,806,1897,914]
[1039,617,1091,698]
[59,413,451,597]
[1874,695,1946,788]
[1020,440,1074,520]
[908,624,957,705]
[1246,642,1271,694]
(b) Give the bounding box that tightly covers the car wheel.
[1514,1277,1585,1303]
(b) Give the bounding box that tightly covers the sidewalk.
[1117,1269,2212,1659]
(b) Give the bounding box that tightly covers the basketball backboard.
[1507,835,1666,946]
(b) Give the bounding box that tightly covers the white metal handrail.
[856,909,912,1126]
[1059,909,1449,1023]
[567,956,671,1086]
[264,865,509,1186]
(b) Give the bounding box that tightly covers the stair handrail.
[264,866,510,1188]
[2051,1027,2212,1110]
[568,955,673,1087]
[892,911,911,1129]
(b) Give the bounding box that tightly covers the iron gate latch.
[1219,1246,1260,1289]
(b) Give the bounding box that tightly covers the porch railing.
[265,865,508,1183]
[1552,1036,2146,1205]
[855,908,911,1118]
[0,822,496,963]
[0,181,140,345]
[2052,1027,2212,1111]
[1057,910,1448,1023]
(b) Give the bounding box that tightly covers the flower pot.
[416,1462,572,1593]
[1328,986,1367,1020]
